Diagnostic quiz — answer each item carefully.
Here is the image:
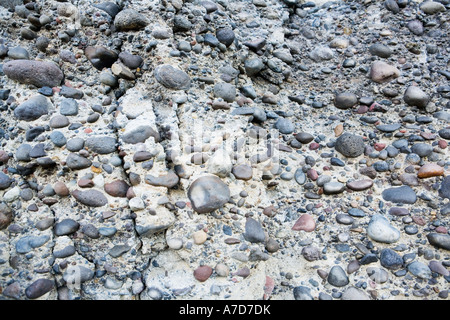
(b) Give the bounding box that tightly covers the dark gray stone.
[293,286,313,300]
[243,217,265,243]
[154,64,191,90]
[382,185,417,204]
[54,219,80,236]
[72,189,108,207]
[335,133,365,158]
[25,279,54,299]
[85,136,117,154]
[427,233,450,251]
[187,175,230,213]
[216,28,235,47]
[380,248,403,270]
[213,82,236,102]
[369,43,392,58]
[0,172,12,190]
[334,92,357,109]
[114,9,149,31]
[14,95,51,121]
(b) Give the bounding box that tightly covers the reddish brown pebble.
[307,169,318,181]
[374,143,386,151]
[438,140,447,149]
[53,181,70,197]
[78,178,94,188]
[420,132,435,140]
[194,265,213,282]
[263,276,275,300]
[104,180,130,197]
[417,163,444,178]
[309,142,320,150]
[435,226,448,234]
[292,214,316,232]
[0,150,9,163]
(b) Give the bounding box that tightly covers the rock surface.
[0,0,448,303]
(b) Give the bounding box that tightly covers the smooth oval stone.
[54,218,80,236]
[154,64,191,90]
[16,235,50,253]
[294,168,306,185]
[369,43,392,58]
[348,208,366,218]
[232,164,253,180]
[420,1,446,14]
[3,60,63,87]
[216,28,235,47]
[14,95,52,121]
[187,175,230,213]
[336,214,354,225]
[389,207,409,216]
[114,8,149,31]
[407,261,432,279]
[367,214,400,243]
[429,261,450,276]
[25,279,54,299]
[346,179,373,191]
[293,286,313,300]
[376,123,401,132]
[0,172,12,190]
[404,86,429,108]
[85,46,118,70]
[382,185,417,204]
[53,245,76,258]
[295,132,314,144]
[427,233,450,250]
[334,92,357,109]
[327,266,349,287]
[104,180,130,197]
[72,189,108,207]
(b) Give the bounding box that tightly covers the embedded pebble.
[0,0,448,303]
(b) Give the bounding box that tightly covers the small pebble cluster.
[0,0,449,300]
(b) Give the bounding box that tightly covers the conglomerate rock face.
[0,0,449,301]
